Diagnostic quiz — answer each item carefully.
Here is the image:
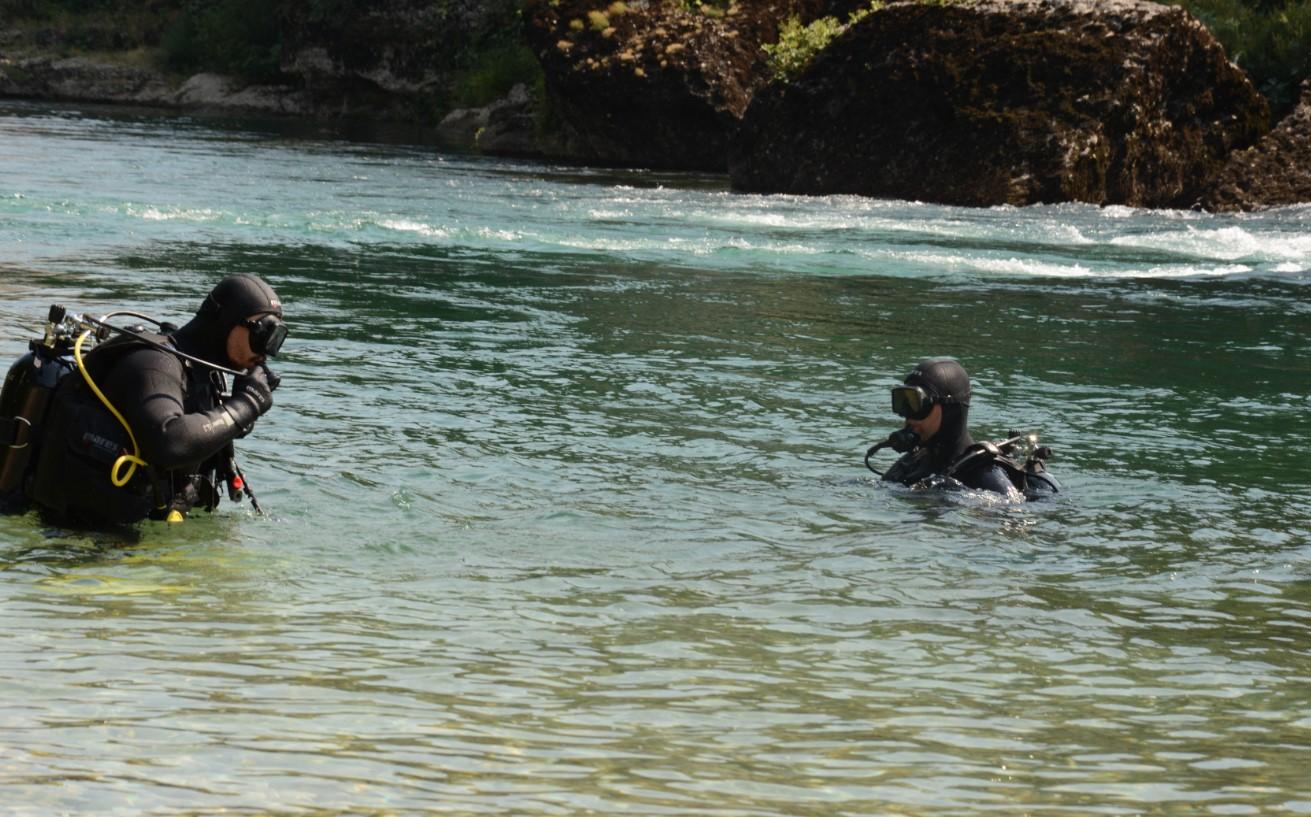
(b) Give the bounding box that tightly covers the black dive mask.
[244,313,288,357]
[891,385,935,420]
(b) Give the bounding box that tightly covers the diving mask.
[890,384,935,420]
[243,313,288,357]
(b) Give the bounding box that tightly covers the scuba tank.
[0,305,80,507]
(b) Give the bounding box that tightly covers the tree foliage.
[1176,0,1310,115]
[159,0,282,81]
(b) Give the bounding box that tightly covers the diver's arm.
[111,349,260,470]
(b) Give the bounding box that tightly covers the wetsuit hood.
[171,274,282,365]
[904,357,973,462]
[904,357,971,408]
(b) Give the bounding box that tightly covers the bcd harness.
[866,430,1059,497]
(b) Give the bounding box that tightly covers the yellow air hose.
[73,330,149,489]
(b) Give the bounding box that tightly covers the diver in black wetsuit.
[28,274,287,525]
[880,358,1018,495]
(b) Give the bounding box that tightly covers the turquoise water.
[2,100,1310,815]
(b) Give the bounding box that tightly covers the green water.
[2,101,1310,815]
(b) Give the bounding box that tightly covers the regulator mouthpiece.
[886,426,919,453]
[864,426,921,477]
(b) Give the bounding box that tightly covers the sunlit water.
[2,101,1310,816]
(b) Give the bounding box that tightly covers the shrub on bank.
[159,0,281,82]
[1174,0,1311,116]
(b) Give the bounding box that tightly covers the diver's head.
[891,357,971,443]
[176,274,287,368]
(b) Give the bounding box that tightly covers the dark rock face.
[523,0,825,171]
[1202,81,1311,211]
[729,0,1270,208]
[477,84,562,157]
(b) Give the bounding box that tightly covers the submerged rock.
[1202,81,1311,211]
[729,0,1270,208]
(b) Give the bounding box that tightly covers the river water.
[1,101,1309,816]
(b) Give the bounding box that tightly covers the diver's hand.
[261,363,281,393]
[224,367,274,436]
[234,366,274,415]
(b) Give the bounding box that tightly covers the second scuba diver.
[11,273,287,525]
[866,357,1058,497]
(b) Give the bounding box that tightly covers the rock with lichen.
[1201,81,1311,211]
[523,0,837,170]
[729,0,1270,208]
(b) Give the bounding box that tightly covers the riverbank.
[3,0,1308,208]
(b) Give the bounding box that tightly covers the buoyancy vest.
[885,436,1060,498]
[28,332,222,525]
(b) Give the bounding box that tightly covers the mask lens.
[891,386,931,420]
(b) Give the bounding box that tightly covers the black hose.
[85,315,247,378]
[864,442,887,477]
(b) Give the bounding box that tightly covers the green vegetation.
[450,43,542,109]
[159,0,282,82]
[1175,0,1311,115]
[0,0,172,58]
[762,16,846,82]
[762,3,884,83]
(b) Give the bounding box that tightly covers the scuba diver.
[0,274,287,526]
[864,357,1058,498]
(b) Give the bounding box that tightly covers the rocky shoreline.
[0,55,304,114]
[3,0,1307,211]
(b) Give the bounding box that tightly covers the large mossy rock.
[1202,81,1311,211]
[523,0,837,171]
[729,0,1270,208]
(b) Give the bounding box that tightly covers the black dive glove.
[224,365,274,437]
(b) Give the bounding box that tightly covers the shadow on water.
[0,502,273,605]
[0,511,142,571]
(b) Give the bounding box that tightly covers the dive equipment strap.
[74,330,149,489]
[0,416,31,448]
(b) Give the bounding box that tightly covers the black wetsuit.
[27,274,279,526]
[29,331,244,524]
[882,404,1015,495]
